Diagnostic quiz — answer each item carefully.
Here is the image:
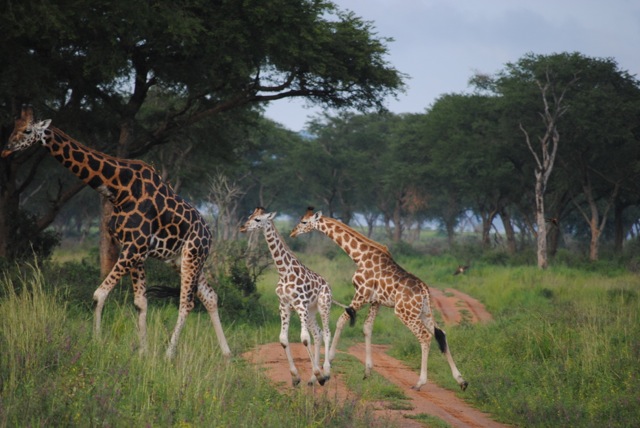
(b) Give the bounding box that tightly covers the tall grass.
[287,252,640,427]
[3,252,639,427]
[394,261,640,427]
[0,263,379,427]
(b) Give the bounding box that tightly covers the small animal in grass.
[453,265,470,275]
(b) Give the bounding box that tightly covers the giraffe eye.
[255,218,261,222]
[24,130,32,135]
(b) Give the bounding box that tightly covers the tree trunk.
[99,197,120,277]
[99,119,134,276]
[392,203,403,243]
[535,174,548,269]
[499,208,517,255]
[480,209,498,250]
[0,189,18,258]
[613,200,624,254]
[547,222,560,258]
[445,218,456,248]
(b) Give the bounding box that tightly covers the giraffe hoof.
[460,381,469,391]
[292,378,301,387]
[317,377,326,386]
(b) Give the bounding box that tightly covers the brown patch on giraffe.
[243,289,507,428]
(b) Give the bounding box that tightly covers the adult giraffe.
[1,107,231,359]
[240,207,336,386]
[290,207,468,391]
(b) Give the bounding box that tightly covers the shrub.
[4,209,60,262]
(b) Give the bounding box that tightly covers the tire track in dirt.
[243,288,509,428]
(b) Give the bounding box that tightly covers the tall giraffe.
[290,207,468,391]
[1,108,231,359]
[240,207,333,386]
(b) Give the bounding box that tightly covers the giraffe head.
[1,108,52,158]
[290,207,322,237]
[239,206,277,233]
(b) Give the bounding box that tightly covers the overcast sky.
[264,0,640,132]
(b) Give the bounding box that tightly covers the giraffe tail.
[345,307,357,327]
[331,298,350,309]
[434,327,448,353]
[332,299,357,327]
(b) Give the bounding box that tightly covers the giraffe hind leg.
[196,273,232,358]
[434,327,468,391]
[304,308,326,386]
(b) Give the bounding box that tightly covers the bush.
[4,209,60,262]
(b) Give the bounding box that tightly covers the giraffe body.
[2,108,231,359]
[240,207,332,386]
[290,208,468,391]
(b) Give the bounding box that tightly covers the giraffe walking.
[290,207,468,391]
[240,207,334,386]
[2,108,231,359]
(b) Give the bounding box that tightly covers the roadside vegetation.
[1,235,639,427]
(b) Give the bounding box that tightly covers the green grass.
[0,262,376,428]
[2,252,639,427]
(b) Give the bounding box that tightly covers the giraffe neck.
[262,221,298,275]
[43,127,135,204]
[316,217,391,265]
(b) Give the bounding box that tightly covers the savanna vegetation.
[2,0,640,427]
[1,234,639,427]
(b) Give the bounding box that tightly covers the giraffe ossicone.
[3,107,231,359]
[290,207,468,391]
[240,206,333,386]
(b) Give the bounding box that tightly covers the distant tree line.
[0,0,404,272]
[229,52,640,265]
[1,2,638,267]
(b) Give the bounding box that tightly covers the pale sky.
[264,0,640,131]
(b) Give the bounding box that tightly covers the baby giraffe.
[240,207,333,386]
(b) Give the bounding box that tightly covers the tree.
[0,0,405,269]
[555,57,640,260]
[491,53,579,268]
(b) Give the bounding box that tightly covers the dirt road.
[243,287,509,427]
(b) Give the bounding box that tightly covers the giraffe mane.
[322,217,391,256]
[50,127,151,168]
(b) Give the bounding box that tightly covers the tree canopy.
[0,0,405,259]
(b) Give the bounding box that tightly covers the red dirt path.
[242,287,510,427]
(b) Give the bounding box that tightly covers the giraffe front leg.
[362,303,380,379]
[166,264,199,359]
[279,304,301,386]
[412,339,431,391]
[93,253,131,340]
[131,265,148,354]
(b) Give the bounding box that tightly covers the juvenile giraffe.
[2,108,231,359]
[290,207,468,391]
[240,207,334,386]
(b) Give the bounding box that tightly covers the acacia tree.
[490,53,579,268]
[0,0,404,270]
[556,57,640,260]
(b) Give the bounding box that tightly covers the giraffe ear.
[314,211,322,219]
[35,119,51,129]
[267,212,277,220]
[21,107,33,120]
